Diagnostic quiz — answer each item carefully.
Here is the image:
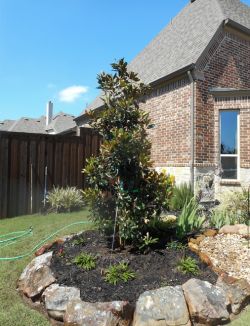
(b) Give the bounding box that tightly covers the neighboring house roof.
[0,113,76,134]
[76,0,250,118]
[45,112,76,134]
[8,116,47,134]
[0,119,16,131]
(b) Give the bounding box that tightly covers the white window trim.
[219,110,240,181]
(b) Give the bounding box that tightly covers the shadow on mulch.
[50,230,218,304]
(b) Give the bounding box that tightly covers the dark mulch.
[50,230,218,304]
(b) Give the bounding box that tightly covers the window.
[220,110,239,180]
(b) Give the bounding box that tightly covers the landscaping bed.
[18,226,250,326]
[49,230,218,303]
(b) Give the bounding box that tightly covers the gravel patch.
[199,234,250,283]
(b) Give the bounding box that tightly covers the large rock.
[18,252,55,299]
[219,224,248,236]
[203,229,217,237]
[64,299,134,326]
[188,242,199,254]
[133,286,191,326]
[42,284,80,321]
[182,278,230,325]
[216,276,250,315]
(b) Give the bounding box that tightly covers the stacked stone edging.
[18,228,250,326]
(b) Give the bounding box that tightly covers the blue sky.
[1,0,250,120]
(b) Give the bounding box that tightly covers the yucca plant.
[210,210,242,229]
[176,198,205,239]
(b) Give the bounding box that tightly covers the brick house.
[75,0,250,200]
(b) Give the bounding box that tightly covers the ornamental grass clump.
[83,59,171,248]
[47,186,84,213]
[170,182,194,211]
[211,189,249,226]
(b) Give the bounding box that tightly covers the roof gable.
[128,0,224,84]
[77,0,250,116]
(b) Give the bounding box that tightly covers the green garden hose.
[0,227,33,245]
[0,221,91,261]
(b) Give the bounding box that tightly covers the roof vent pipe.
[46,101,53,126]
[190,0,196,3]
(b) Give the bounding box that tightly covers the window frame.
[219,110,240,181]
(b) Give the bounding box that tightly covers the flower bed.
[49,230,217,303]
[17,227,250,326]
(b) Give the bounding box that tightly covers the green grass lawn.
[230,306,250,326]
[0,209,93,326]
[0,210,249,326]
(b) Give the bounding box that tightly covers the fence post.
[30,163,33,214]
[44,166,48,208]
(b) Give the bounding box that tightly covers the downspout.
[187,70,195,191]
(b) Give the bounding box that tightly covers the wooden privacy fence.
[0,129,101,219]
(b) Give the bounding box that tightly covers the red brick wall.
[195,30,250,168]
[140,78,191,167]
[141,30,250,171]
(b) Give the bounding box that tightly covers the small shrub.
[177,256,199,275]
[160,279,170,287]
[170,183,194,211]
[166,240,186,251]
[139,232,159,252]
[160,169,175,208]
[73,253,96,271]
[104,262,136,285]
[72,237,85,246]
[47,186,84,213]
[210,210,244,229]
[176,198,205,239]
[211,189,248,225]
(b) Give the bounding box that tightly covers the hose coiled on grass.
[0,221,91,261]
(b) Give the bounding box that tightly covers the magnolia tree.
[84,59,171,247]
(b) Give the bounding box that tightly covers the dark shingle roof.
[0,120,16,131]
[8,116,46,134]
[46,112,76,134]
[77,0,250,116]
[129,0,250,84]
[0,113,76,134]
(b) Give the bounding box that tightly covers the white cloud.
[59,85,89,103]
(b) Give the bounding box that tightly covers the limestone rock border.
[17,231,250,326]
